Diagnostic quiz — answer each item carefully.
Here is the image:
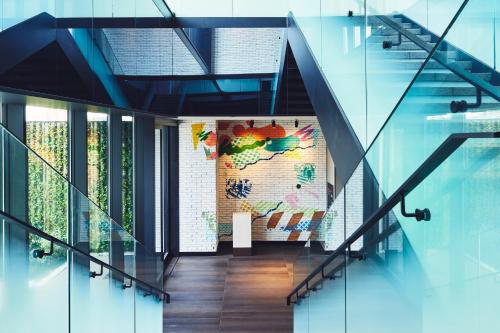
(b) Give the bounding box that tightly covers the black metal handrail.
[0,210,170,303]
[287,131,500,305]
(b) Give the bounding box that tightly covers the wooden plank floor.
[163,243,308,333]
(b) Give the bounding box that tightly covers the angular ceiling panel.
[103,28,205,76]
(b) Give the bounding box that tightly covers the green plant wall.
[26,118,134,255]
[122,120,133,236]
[26,121,69,252]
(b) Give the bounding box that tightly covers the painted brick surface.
[212,28,284,74]
[216,119,327,241]
[179,120,217,253]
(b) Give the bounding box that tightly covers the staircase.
[367,15,499,112]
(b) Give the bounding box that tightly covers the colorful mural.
[217,120,326,242]
[202,211,217,242]
[225,178,253,199]
[192,123,217,160]
[218,121,321,170]
[295,163,317,184]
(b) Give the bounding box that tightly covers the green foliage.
[122,121,134,236]
[26,119,134,255]
[26,122,69,255]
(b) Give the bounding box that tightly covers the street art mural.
[217,119,326,242]
[225,178,253,199]
[192,123,217,160]
[218,121,320,170]
[295,163,317,184]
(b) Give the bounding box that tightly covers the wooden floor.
[163,243,307,333]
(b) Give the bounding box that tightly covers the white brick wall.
[103,29,205,75]
[212,28,284,74]
[179,120,218,252]
[178,117,364,251]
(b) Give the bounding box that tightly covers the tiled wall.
[179,120,218,253]
[216,119,327,242]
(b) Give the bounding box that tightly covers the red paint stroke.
[294,124,316,141]
[218,122,230,130]
[224,162,234,169]
[233,124,286,140]
[204,132,217,147]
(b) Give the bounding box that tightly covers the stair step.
[373,27,421,36]
[367,41,436,51]
[366,69,492,83]
[369,50,457,60]
[368,34,432,43]
[373,59,472,70]
[369,22,413,30]
[411,81,488,96]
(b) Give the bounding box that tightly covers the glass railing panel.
[135,286,164,333]
[443,0,496,69]
[321,2,367,146]
[289,0,322,68]
[307,254,346,333]
[366,0,500,202]
[70,252,135,333]
[165,0,233,17]
[1,0,56,30]
[0,122,163,291]
[233,0,290,17]
[165,0,289,17]
[345,137,500,333]
[345,214,420,333]
[0,216,69,333]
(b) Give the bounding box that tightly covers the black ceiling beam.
[55,17,172,29]
[55,17,287,29]
[116,73,277,81]
[175,17,287,28]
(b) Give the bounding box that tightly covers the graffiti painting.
[192,123,217,160]
[295,163,317,184]
[225,178,253,199]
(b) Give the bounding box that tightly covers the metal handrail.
[287,131,500,305]
[0,209,170,303]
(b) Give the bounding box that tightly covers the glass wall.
[289,0,500,148]
[0,100,164,333]
[291,0,500,331]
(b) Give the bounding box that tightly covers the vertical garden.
[26,109,134,255]
[26,115,69,253]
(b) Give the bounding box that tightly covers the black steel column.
[134,116,156,252]
[166,125,179,257]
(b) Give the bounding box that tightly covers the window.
[122,115,134,236]
[26,105,69,244]
[87,112,109,212]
